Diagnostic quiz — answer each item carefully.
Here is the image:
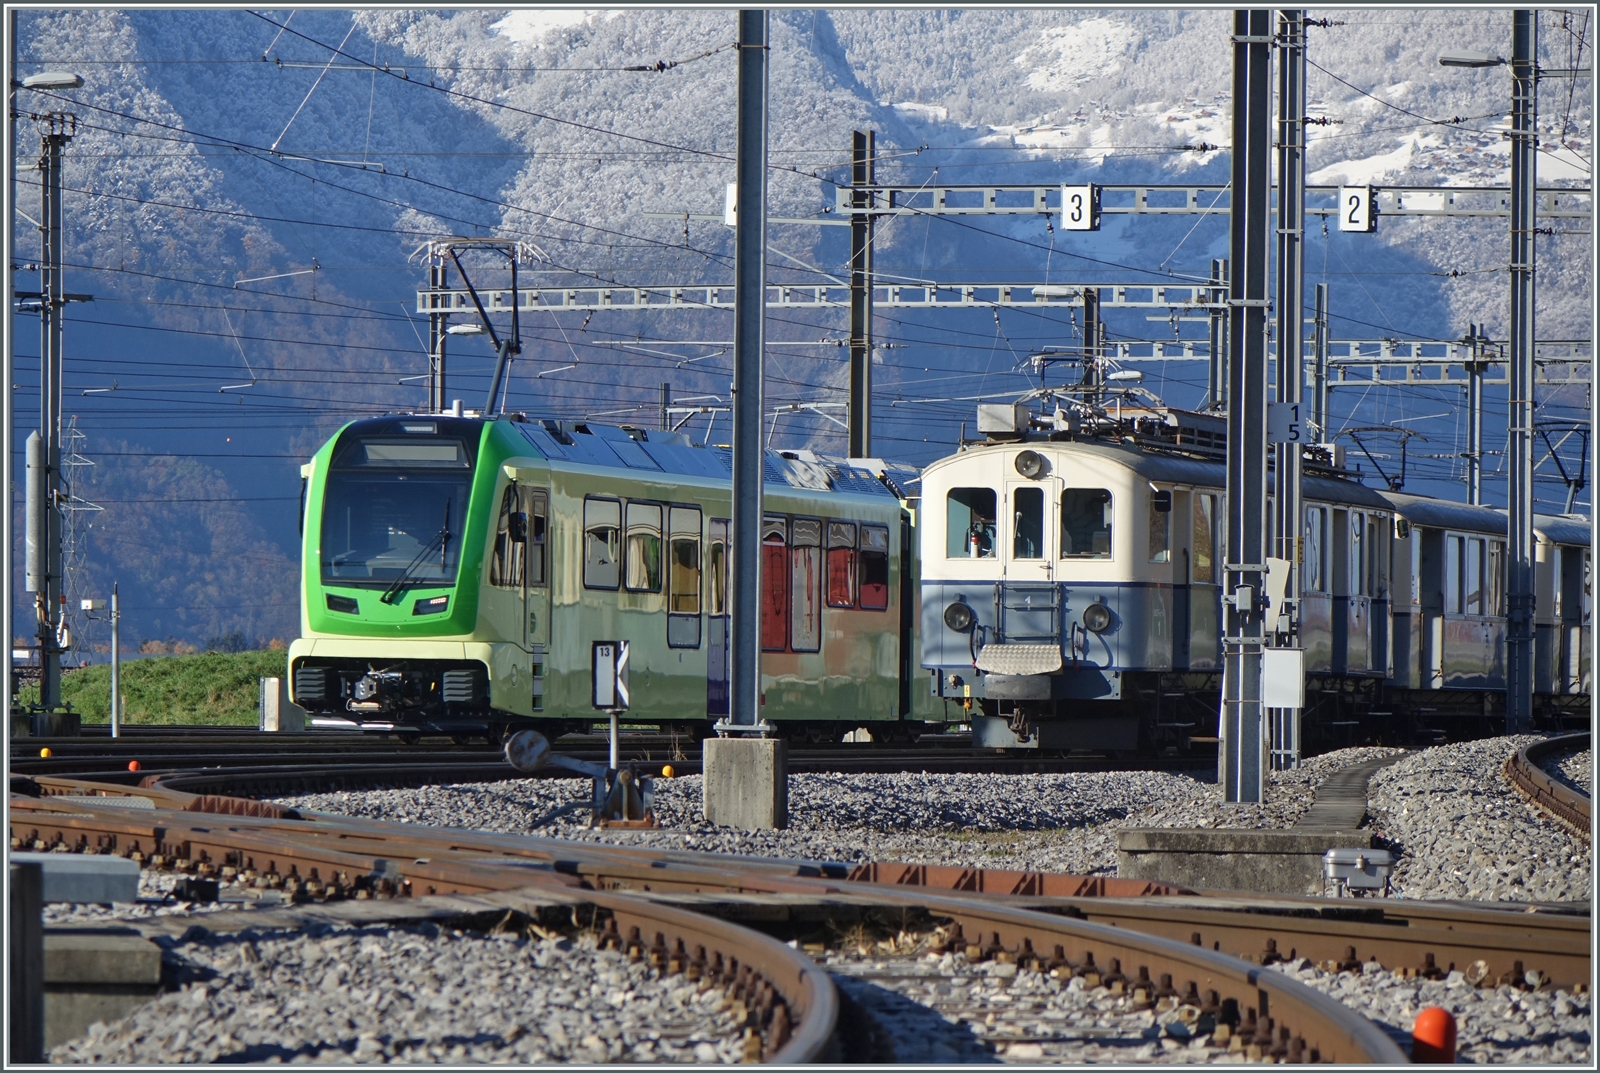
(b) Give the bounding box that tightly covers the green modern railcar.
[289,413,947,739]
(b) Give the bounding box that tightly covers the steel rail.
[1505,732,1592,839]
[27,776,1592,987]
[7,794,834,1063]
[11,790,1395,1064]
[812,885,1407,1064]
[13,745,1218,789]
[18,779,1589,1040]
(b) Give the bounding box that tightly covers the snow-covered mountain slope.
[9,8,1591,651]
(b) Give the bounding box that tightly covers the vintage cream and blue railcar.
[919,419,1590,751]
[288,414,942,739]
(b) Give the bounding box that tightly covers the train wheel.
[399,732,421,746]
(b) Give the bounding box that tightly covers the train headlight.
[943,601,976,633]
[1014,449,1046,479]
[1082,602,1113,633]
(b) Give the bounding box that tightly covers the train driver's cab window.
[1012,486,1044,559]
[1061,489,1113,559]
[790,518,822,652]
[490,485,547,589]
[826,522,857,608]
[583,497,621,590]
[625,503,663,593]
[859,524,890,610]
[947,488,997,558]
[1304,507,1325,592]
[1148,489,1170,563]
[1193,494,1216,583]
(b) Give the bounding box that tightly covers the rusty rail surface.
[9,792,834,1063]
[1505,733,1592,839]
[20,781,1593,1061]
[12,788,1401,1064]
[24,777,1591,993]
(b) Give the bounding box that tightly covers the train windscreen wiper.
[380,501,452,605]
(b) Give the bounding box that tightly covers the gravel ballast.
[49,740,1590,1062]
[1365,736,1592,902]
[43,869,282,927]
[52,924,748,1065]
[1263,957,1592,1065]
[1544,746,1593,796]
[275,746,1407,877]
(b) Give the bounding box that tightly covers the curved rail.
[1505,733,1591,839]
[9,793,834,1063]
[22,781,1595,1061]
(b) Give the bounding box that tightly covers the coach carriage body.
[919,419,1589,751]
[288,415,936,737]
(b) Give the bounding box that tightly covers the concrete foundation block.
[10,863,45,1063]
[1117,828,1375,896]
[258,677,306,732]
[9,853,141,904]
[44,928,163,1050]
[702,737,788,830]
[27,710,81,737]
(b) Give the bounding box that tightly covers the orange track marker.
[661,764,676,778]
[1412,1006,1457,1063]
[39,747,51,758]
[127,760,141,772]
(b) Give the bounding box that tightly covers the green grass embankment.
[22,651,287,726]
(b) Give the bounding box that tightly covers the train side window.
[1487,541,1504,617]
[1148,489,1170,563]
[1303,506,1324,592]
[1446,534,1464,613]
[826,521,857,608]
[761,516,790,649]
[1061,488,1113,559]
[1350,513,1366,596]
[625,502,663,592]
[859,524,890,610]
[525,490,547,587]
[1012,486,1044,559]
[583,496,621,590]
[1465,537,1484,615]
[947,488,997,558]
[491,485,526,589]
[1193,494,1216,582]
[668,507,702,613]
[790,518,822,652]
[1369,518,1386,599]
[708,519,729,615]
[666,506,702,648]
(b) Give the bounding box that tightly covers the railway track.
[1504,733,1592,839]
[11,729,1217,792]
[15,776,1593,1063]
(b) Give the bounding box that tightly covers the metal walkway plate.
[974,644,1063,676]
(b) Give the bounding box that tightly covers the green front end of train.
[289,414,942,737]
